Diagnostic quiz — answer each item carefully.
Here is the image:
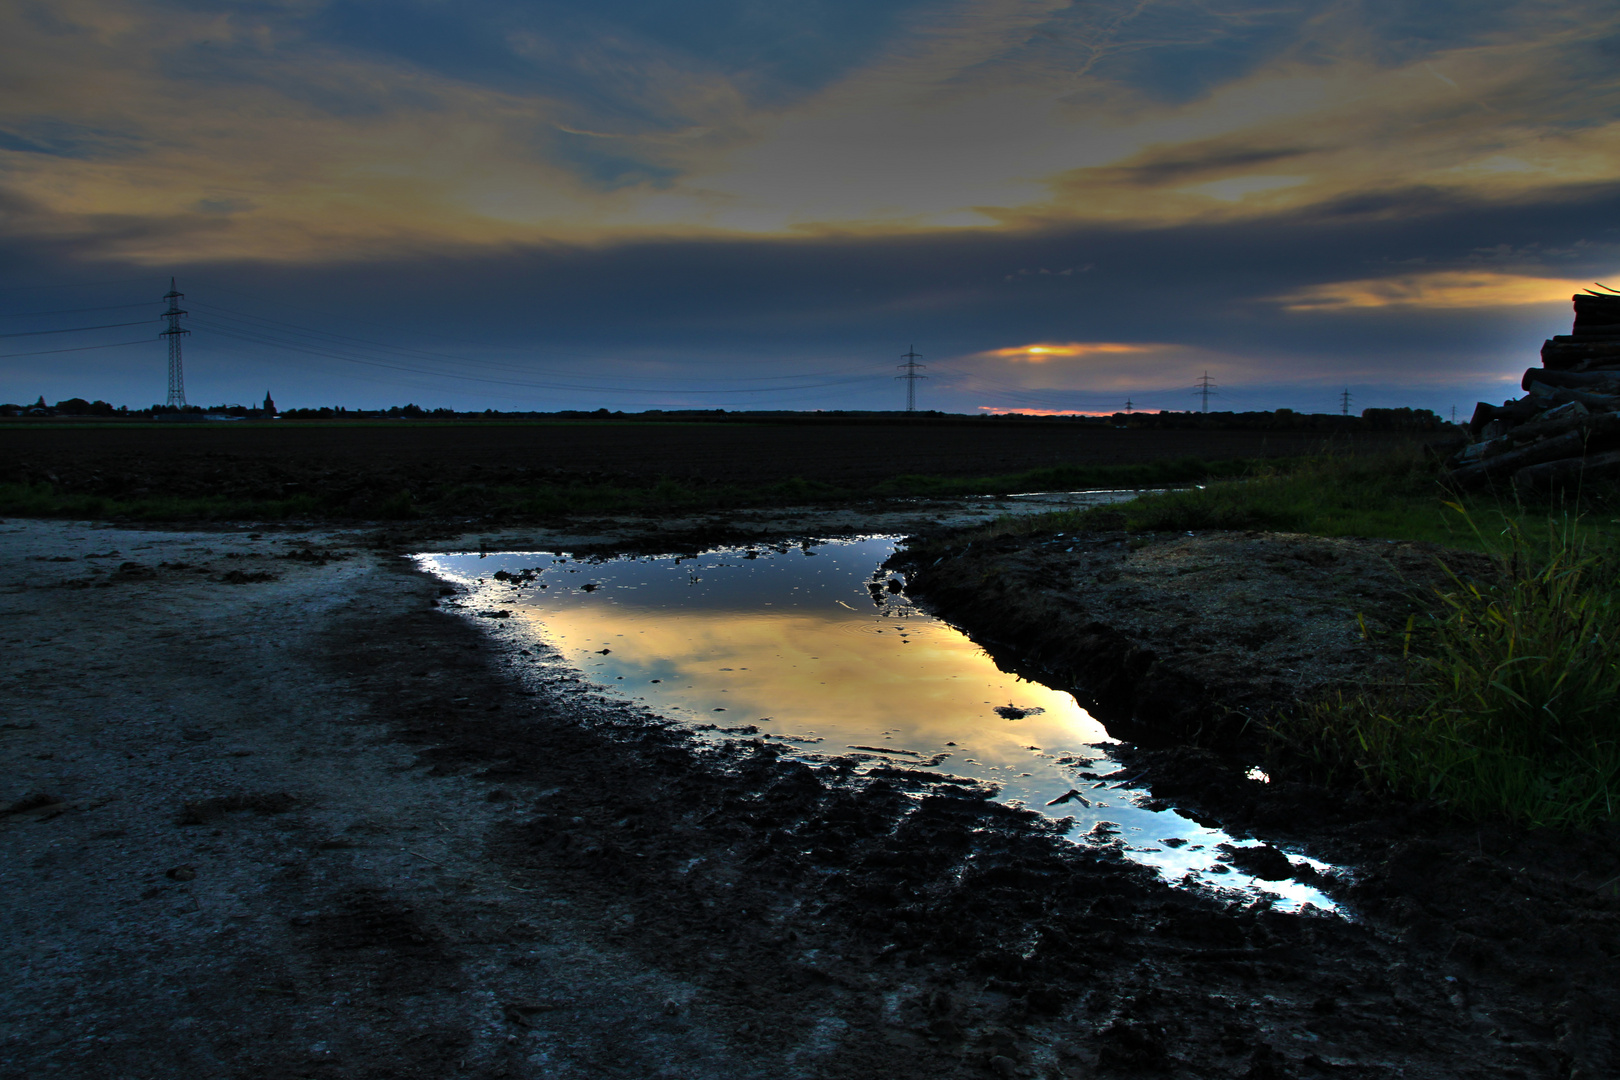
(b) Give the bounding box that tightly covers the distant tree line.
[0,400,1449,430]
[0,397,123,417]
[1101,407,1449,432]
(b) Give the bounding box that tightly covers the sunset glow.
[978,344,1158,363]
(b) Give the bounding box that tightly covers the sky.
[3,0,1619,415]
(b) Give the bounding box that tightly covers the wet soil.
[895,525,1620,1078]
[3,516,1617,1079]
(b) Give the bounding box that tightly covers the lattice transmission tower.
[1195,371,1216,413]
[1339,388,1353,415]
[896,346,926,412]
[161,278,189,409]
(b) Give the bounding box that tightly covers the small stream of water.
[420,537,1337,911]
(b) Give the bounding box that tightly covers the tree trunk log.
[1512,449,1620,494]
[1521,368,1620,393]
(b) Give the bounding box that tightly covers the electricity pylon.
[161,278,189,409]
[896,346,926,411]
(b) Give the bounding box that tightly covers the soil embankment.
[891,529,1493,745]
[3,516,1617,1078]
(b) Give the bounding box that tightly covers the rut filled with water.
[421,536,1335,910]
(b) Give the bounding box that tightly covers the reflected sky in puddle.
[419,537,1337,912]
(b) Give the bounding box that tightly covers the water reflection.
[419,538,1337,911]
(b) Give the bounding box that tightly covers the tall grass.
[1284,512,1620,828]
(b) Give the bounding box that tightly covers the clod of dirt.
[177,791,299,825]
[165,865,197,881]
[1223,843,1297,881]
[311,888,442,951]
[2,793,68,821]
[219,569,278,584]
[279,547,349,565]
[502,1000,570,1026]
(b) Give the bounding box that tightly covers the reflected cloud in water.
[420,537,1338,911]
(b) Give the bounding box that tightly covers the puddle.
[419,537,1339,912]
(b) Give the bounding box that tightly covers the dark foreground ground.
[3,513,1616,1079]
[0,418,1445,511]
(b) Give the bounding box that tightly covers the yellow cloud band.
[1275,272,1607,312]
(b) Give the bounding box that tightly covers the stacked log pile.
[1451,288,1620,492]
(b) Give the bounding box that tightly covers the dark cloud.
[1069,143,1317,189]
[6,180,1615,414]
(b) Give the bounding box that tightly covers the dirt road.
[2,513,1613,1079]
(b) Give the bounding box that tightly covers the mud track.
[896,525,1620,1078]
[2,516,1616,1078]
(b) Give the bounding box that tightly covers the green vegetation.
[1285,514,1620,829]
[954,447,1620,552]
[955,449,1620,828]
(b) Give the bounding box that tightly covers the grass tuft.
[1278,511,1620,828]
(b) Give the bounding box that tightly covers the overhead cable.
[2,302,153,319]
[0,319,153,339]
[0,338,155,359]
[189,300,870,385]
[189,317,887,397]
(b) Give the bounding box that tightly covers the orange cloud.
[978,342,1158,363]
[1275,272,1607,312]
[976,406,1162,416]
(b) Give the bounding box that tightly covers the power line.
[0,278,151,294]
[0,319,152,339]
[2,302,152,319]
[194,296,868,384]
[187,300,879,391]
[0,338,153,360]
[189,316,886,398]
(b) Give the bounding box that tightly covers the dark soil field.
[0,418,1446,510]
[12,421,1605,1080]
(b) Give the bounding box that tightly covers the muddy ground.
[2,508,1617,1080]
[0,418,1444,508]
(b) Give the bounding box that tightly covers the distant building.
[263,390,276,416]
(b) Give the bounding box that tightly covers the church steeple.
[262,390,276,416]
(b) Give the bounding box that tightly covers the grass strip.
[943,448,1620,552]
[1280,512,1620,829]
